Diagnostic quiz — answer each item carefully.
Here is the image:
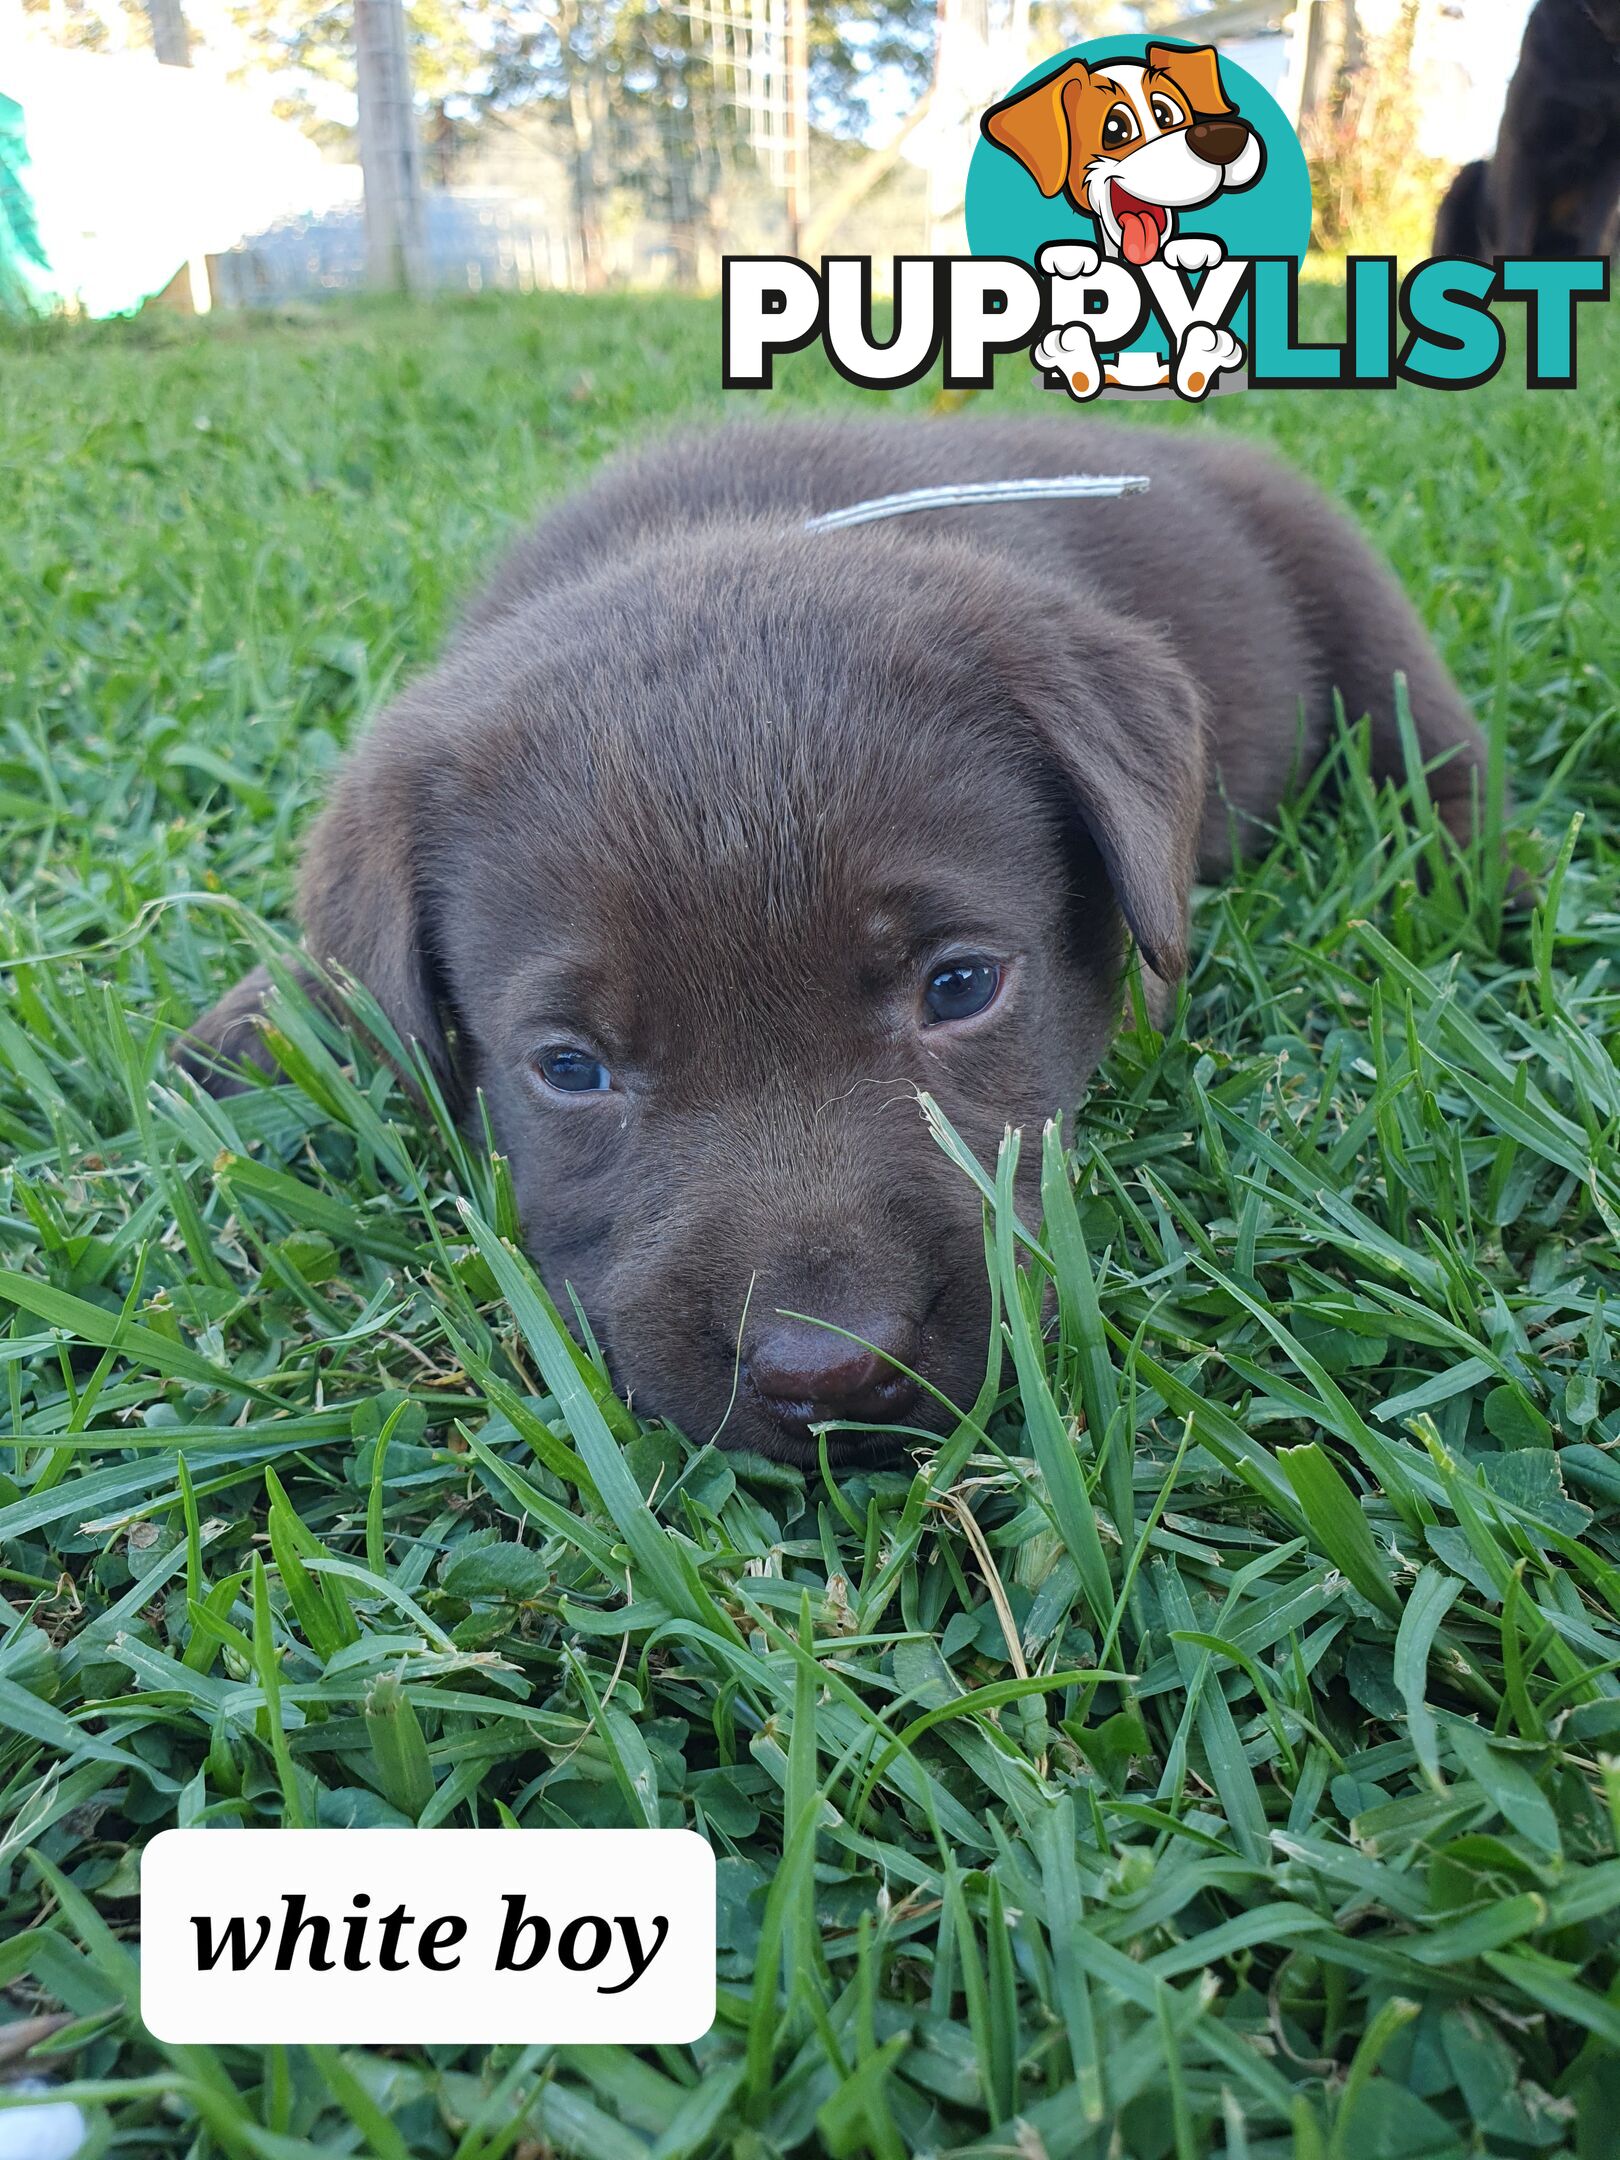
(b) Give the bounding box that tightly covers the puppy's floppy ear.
[999,619,1209,983]
[293,730,457,1099]
[981,61,1089,198]
[174,733,456,1101]
[172,959,320,1096]
[1147,41,1234,118]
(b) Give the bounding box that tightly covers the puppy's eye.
[534,1046,612,1094]
[923,958,1003,1026]
[1101,104,1138,148]
[1150,96,1180,129]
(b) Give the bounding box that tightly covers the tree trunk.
[1296,0,1362,122]
[556,0,605,291]
[565,73,604,289]
[147,0,190,67]
[148,0,212,308]
[355,0,427,293]
[783,0,809,254]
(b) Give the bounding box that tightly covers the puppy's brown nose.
[1186,118,1250,167]
[748,1314,921,1431]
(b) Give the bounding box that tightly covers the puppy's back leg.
[1206,444,1493,852]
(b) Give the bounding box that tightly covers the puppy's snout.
[1186,118,1250,166]
[747,1312,921,1436]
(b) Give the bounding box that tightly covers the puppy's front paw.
[1162,234,1225,273]
[1037,240,1101,281]
[1033,321,1104,401]
[1174,321,1243,399]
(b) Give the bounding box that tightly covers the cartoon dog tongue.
[1112,185,1164,264]
[1119,209,1160,263]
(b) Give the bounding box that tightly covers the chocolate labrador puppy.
[180,418,1488,1463]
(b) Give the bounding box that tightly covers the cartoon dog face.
[982,42,1264,264]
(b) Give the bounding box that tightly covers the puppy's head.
[982,43,1264,262]
[190,528,1206,1464]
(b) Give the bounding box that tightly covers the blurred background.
[0,0,1540,320]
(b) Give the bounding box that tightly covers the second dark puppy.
[1433,0,1620,261]
[181,419,1489,1463]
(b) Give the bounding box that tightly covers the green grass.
[1,287,1619,2160]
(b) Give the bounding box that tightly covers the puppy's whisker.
[708,1268,759,1449]
[811,1074,926,1121]
[809,1073,897,1121]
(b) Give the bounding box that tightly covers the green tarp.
[0,90,49,315]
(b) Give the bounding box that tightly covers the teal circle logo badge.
[966,38,1313,398]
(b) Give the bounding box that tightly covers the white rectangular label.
[140,1828,715,2043]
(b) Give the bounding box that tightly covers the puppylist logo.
[974,37,1296,399]
[722,35,1609,400]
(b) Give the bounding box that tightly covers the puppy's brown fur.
[180,418,1489,1462]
